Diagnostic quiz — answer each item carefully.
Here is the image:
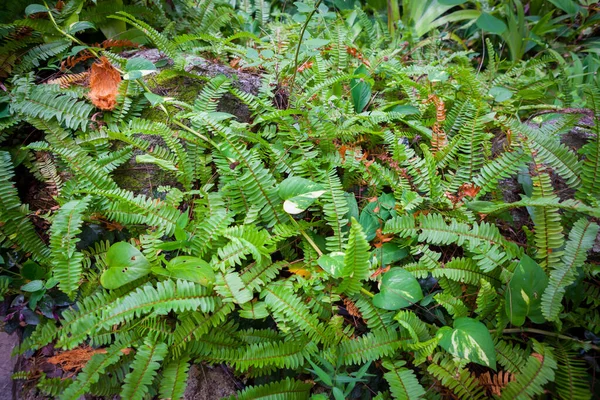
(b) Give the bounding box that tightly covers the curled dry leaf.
[88,56,121,110]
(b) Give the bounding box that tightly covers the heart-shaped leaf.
[505,255,548,326]
[278,176,325,214]
[100,242,151,289]
[438,317,497,369]
[373,268,423,310]
[152,256,215,286]
[317,252,345,278]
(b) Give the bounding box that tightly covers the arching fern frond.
[542,218,598,321]
[49,196,91,298]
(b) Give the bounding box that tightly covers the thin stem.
[289,0,323,103]
[495,327,600,351]
[288,215,323,257]
[360,287,375,298]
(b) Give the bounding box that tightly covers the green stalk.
[387,0,400,37]
[289,0,323,102]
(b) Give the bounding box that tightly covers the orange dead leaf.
[88,56,121,110]
[47,346,132,373]
[371,265,390,278]
[289,267,311,279]
[343,297,362,318]
[458,183,481,198]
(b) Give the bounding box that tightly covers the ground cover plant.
[0,0,599,398]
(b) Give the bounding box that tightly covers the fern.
[59,334,134,400]
[0,150,50,262]
[225,377,312,400]
[554,345,592,400]
[49,197,91,298]
[102,279,218,328]
[120,337,168,400]
[338,218,370,295]
[382,360,426,400]
[542,218,598,321]
[500,341,557,399]
[158,353,191,400]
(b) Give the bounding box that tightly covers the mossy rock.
[113,50,262,195]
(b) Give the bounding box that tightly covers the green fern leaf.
[121,337,168,400]
[542,218,598,321]
[158,353,191,400]
[50,197,91,298]
[225,377,312,400]
[500,341,557,399]
[102,280,218,328]
[59,334,133,400]
[382,360,426,400]
[338,218,370,295]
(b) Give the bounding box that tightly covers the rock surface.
[0,332,18,400]
[184,364,238,400]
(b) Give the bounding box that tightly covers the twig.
[494,327,600,351]
[289,0,323,103]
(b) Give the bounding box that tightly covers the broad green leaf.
[438,0,467,4]
[100,242,152,289]
[317,252,345,278]
[278,176,325,214]
[144,92,165,106]
[123,57,156,80]
[373,268,423,310]
[67,21,96,34]
[373,243,408,266]
[136,154,178,171]
[476,13,507,34]
[489,86,513,102]
[304,39,330,49]
[21,261,45,280]
[548,0,580,14]
[295,1,314,13]
[438,317,497,369]
[505,255,548,326]
[21,280,44,292]
[25,4,49,16]
[390,105,419,115]
[152,256,215,285]
[351,65,372,113]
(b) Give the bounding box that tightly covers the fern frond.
[121,337,168,400]
[110,12,177,58]
[500,341,557,399]
[542,218,598,321]
[554,345,592,400]
[337,329,404,365]
[427,354,486,400]
[0,151,50,262]
[50,197,91,298]
[262,283,333,344]
[321,169,349,252]
[102,280,218,328]
[382,360,426,400]
[225,377,312,400]
[578,87,600,201]
[59,334,133,400]
[158,353,190,400]
[338,218,370,295]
